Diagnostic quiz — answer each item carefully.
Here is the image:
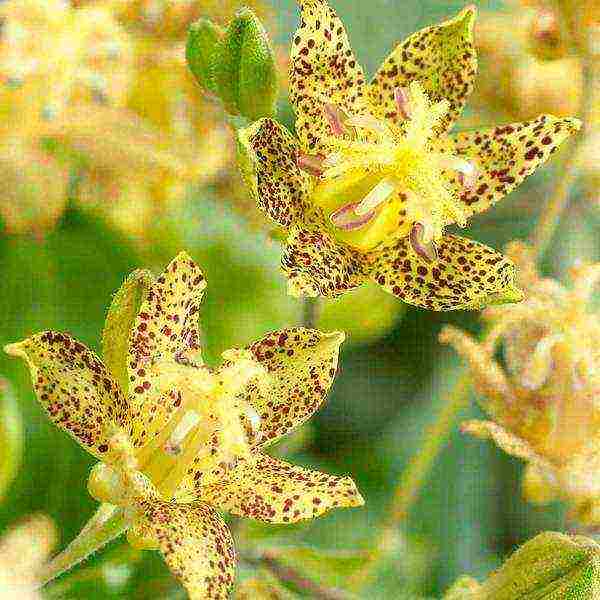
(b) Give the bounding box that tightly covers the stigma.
[298,82,478,254]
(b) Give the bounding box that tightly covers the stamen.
[163,410,201,456]
[438,155,479,191]
[330,201,376,231]
[244,406,261,435]
[354,178,397,216]
[457,161,479,191]
[394,87,411,120]
[410,222,438,263]
[324,103,347,137]
[297,152,325,177]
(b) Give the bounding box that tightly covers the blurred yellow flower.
[0,514,57,600]
[0,0,271,244]
[441,242,600,525]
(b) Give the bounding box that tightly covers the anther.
[323,103,347,137]
[354,178,397,216]
[394,87,411,120]
[163,410,201,456]
[330,201,376,231]
[297,152,325,177]
[410,223,438,263]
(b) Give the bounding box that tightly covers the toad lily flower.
[238,0,581,310]
[440,242,600,525]
[4,252,363,599]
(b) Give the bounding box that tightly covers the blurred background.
[0,0,598,597]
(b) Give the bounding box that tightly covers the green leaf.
[102,269,153,394]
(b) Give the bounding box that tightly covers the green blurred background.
[0,0,598,597]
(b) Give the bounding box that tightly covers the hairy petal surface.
[282,223,368,298]
[462,420,555,476]
[134,500,235,600]
[290,0,368,153]
[237,118,311,228]
[450,115,581,216]
[247,327,344,448]
[127,252,206,448]
[4,332,127,458]
[198,454,363,523]
[372,235,523,311]
[369,6,477,133]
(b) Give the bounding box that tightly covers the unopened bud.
[187,8,278,120]
[186,18,224,95]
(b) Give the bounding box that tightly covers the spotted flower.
[237,0,580,310]
[440,242,600,525]
[4,252,362,599]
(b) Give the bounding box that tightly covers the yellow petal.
[450,115,581,219]
[133,500,235,600]
[290,0,368,154]
[127,252,206,449]
[369,6,477,134]
[102,269,154,395]
[237,118,311,228]
[198,454,363,524]
[4,332,127,459]
[372,234,523,311]
[282,223,368,298]
[246,328,344,448]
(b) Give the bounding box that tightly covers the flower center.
[133,351,265,499]
[299,82,476,254]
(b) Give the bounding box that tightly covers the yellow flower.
[0,514,57,600]
[440,242,600,525]
[238,0,581,310]
[5,252,363,599]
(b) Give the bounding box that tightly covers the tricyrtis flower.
[5,252,362,599]
[238,0,580,310]
[0,514,57,600]
[440,242,600,524]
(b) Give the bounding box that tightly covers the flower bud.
[186,18,223,95]
[445,533,600,599]
[187,8,278,120]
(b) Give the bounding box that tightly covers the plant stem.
[241,549,354,600]
[302,297,321,329]
[38,504,130,588]
[531,26,599,260]
[347,372,471,590]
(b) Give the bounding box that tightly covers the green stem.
[531,26,599,260]
[302,297,321,329]
[38,504,131,588]
[348,372,471,590]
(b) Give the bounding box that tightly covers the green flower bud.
[186,18,224,95]
[187,8,278,120]
[445,532,600,599]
